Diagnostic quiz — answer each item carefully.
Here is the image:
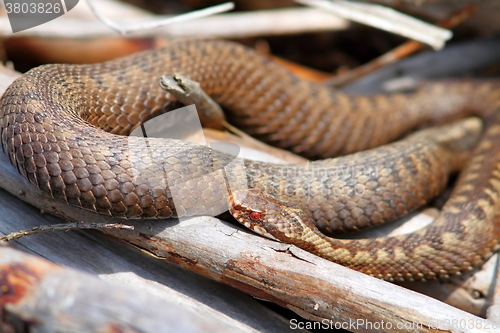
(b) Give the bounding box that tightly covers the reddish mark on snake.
[249,212,262,220]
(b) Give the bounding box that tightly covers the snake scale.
[2,39,500,281]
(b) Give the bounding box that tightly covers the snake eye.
[249,211,262,220]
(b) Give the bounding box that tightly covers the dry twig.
[86,0,234,35]
[0,221,133,242]
[296,0,452,49]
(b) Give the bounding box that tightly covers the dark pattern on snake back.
[2,40,500,281]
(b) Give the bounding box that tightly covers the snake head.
[228,189,311,242]
[228,189,281,241]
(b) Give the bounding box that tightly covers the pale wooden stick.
[296,0,452,49]
[86,0,234,35]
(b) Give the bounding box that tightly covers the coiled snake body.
[2,40,500,281]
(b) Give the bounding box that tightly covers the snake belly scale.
[2,39,500,281]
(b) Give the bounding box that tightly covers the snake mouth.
[237,218,279,241]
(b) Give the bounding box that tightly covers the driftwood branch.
[0,246,237,333]
[0,66,498,332]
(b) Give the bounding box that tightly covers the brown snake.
[2,39,500,281]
